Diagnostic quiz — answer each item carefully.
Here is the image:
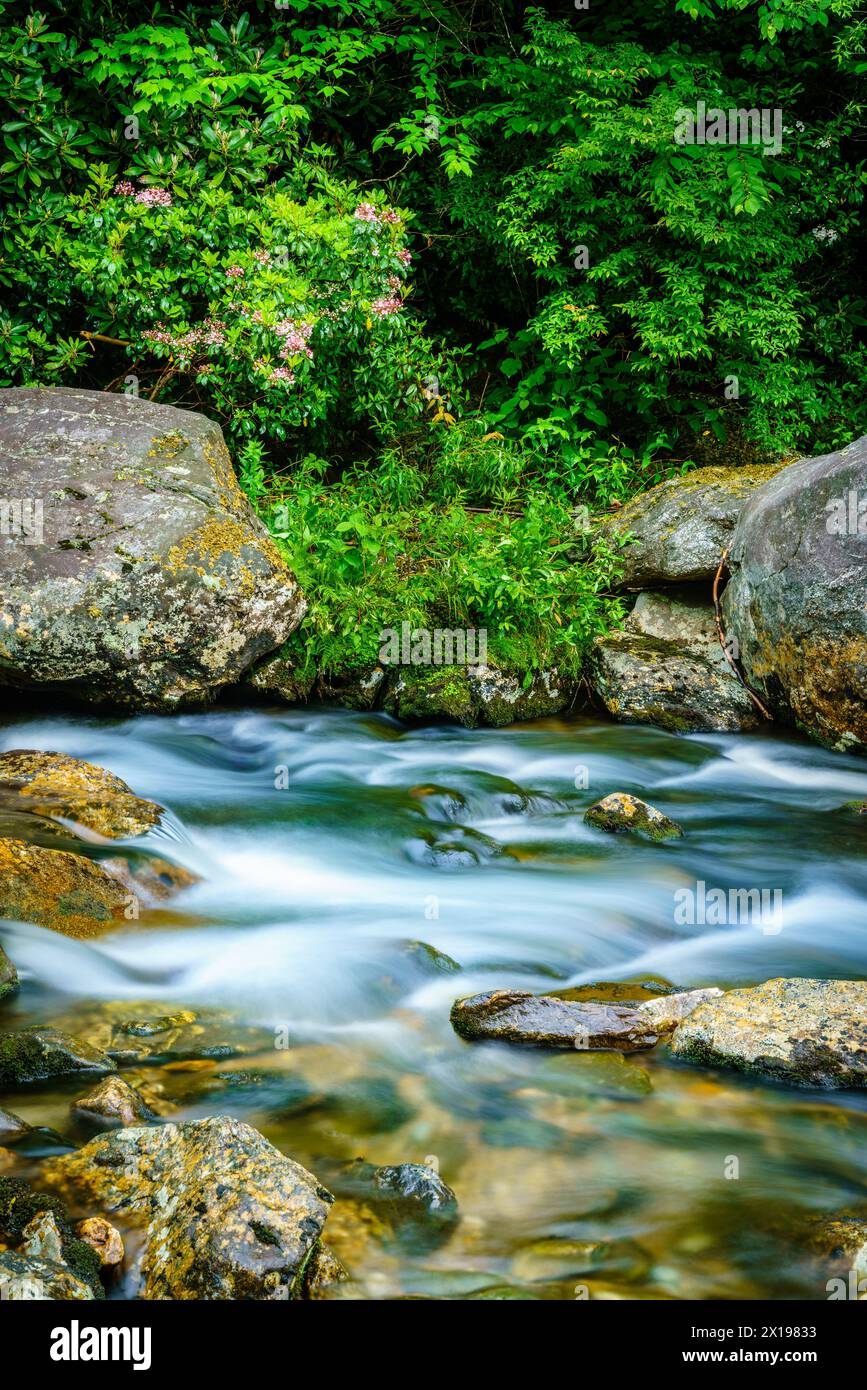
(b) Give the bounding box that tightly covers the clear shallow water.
[2,705,867,1299]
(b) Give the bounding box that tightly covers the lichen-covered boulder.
[381,663,572,727]
[0,750,162,839]
[0,838,133,938]
[584,792,683,841]
[450,988,660,1050]
[43,1116,334,1300]
[589,629,760,733]
[671,977,867,1088]
[0,388,305,709]
[722,438,867,753]
[0,1027,116,1086]
[601,465,781,587]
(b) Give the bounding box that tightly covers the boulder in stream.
[0,1026,116,1086]
[722,436,867,753]
[72,1075,154,1128]
[0,387,305,709]
[0,750,162,839]
[450,988,660,1050]
[43,1115,335,1300]
[671,977,867,1088]
[584,792,683,841]
[0,838,134,938]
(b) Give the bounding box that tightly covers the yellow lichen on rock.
[0,749,162,839]
[0,838,132,939]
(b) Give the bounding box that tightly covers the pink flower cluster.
[276,318,314,360]
[142,317,225,355]
[226,265,244,278]
[370,294,402,318]
[353,202,379,223]
[135,187,172,208]
[113,180,136,197]
[253,249,271,265]
[254,358,296,387]
[397,248,412,267]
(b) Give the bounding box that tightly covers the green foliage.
[0,0,864,686]
[268,438,626,680]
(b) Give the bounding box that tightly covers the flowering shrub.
[10,165,442,453]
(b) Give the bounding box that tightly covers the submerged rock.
[0,387,305,710]
[671,977,867,1088]
[584,792,683,841]
[72,1076,154,1128]
[0,1026,116,1086]
[722,437,867,753]
[0,750,162,839]
[43,1115,334,1300]
[589,629,759,734]
[371,1163,458,1229]
[601,464,781,587]
[450,988,659,1051]
[0,943,18,1001]
[0,838,133,938]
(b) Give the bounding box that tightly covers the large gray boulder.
[602,465,781,587]
[722,438,867,752]
[0,388,304,709]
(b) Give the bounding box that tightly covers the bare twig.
[712,546,773,721]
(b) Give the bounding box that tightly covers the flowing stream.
[2,705,867,1299]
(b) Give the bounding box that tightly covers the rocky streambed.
[1,712,867,1301]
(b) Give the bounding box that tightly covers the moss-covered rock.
[382,665,477,725]
[0,1026,116,1086]
[43,1115,334,1300]
[722,437,867,753]
[600,464,782,587]
[584,792,683,841]
[0,943,18,1001]
[671,977,867,1088]
[589,629,760,734]
[0,1181,104,1298]
[469,665,574,726]
[0,749,162,839]
[0,838,133,938]
[0,387,305,709]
